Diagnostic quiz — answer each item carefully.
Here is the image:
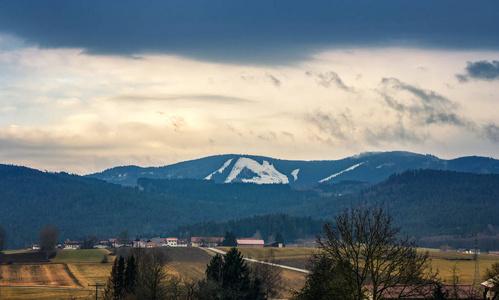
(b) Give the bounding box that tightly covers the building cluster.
[59,236,268,250]
[439,246,499,255]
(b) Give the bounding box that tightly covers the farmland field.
[1,247,499,299]
[220,246,499,285]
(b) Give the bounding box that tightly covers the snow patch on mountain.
[291,169,300,181]
[205,159,233,180]
[319,163,364,183]
[224,158,289,184]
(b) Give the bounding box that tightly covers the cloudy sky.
[0,0,498,174]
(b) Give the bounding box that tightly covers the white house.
[166,238,178,247]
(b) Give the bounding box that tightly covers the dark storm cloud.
[381,78,499,143]
[381,78,470,127]
[0,0,497,64]
[306,71,351,91]
[456,60,499,82]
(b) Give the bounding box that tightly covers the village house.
[108,238,126,248]
[236,238,265,248]
[64,240,83,250]
[166,237,178,247]
[191,237,224,247]
[150,238,167,246]
[132,240,147,248]
[177,239,188,247]
[94,241,111,249]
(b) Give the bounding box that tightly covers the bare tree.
[39,225,58,258]
[135,247,171,300]
[314,205,436,300]
[251,249,284,299]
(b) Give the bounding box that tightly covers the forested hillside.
[320,170,499,239]
[0,165,325,249]
[1,164,498,250]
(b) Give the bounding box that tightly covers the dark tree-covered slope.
[0,165,322,249]
[1,164,498,250]
[317,169,499,238]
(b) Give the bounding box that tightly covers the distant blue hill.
[86,151,499,187]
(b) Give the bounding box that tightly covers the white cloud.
[0,41,498,173]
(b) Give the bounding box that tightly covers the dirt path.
[205,248,311,274]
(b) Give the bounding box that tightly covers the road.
[205,247,310,274]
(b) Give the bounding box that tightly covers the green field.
[51,249,112,263]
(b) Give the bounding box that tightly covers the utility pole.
[88,283,105,300]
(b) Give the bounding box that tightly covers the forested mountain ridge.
[1,163,498,250]
[87,151,499,187]
[321,169,499,238]
[0,164,324,249]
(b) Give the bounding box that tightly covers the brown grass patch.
[166,261,209,282]
[428,252,499,284]
[0,264,80,288]
[0,287,94,300]
[66,263,113,287]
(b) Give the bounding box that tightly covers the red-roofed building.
[166,238,178,247]
[236,238,265,247]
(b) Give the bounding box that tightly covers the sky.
[0,0,498,174]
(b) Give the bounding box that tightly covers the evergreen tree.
[124,255,137,295]
[222,231,237,247]
[206,254,223,283]
[275,232,284,245]
[222,248,251,299]
[104,255,126,300]
[199,247,265,300]
[115,256,125,299]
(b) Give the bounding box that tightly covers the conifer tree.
[221,231,237,247]
[104,255,127,300]
[206,254,223,283]
[124,255,137,295]
[198,247,265,300]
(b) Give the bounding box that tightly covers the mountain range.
[87,151,499,187]
[1,151,499,250]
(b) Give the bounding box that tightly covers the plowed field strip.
[67,263,112,287]
[7,265,22,284]
[61,263,82,287]
[29,265,48,285]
